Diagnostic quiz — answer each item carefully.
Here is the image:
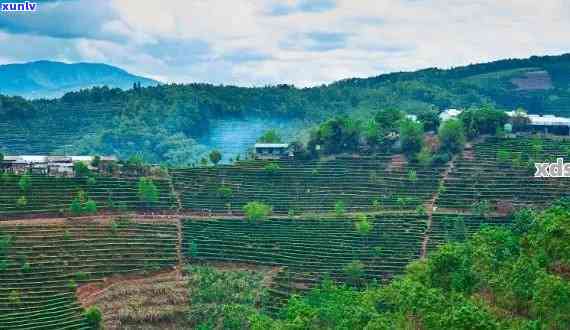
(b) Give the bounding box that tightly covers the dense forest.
[1,53,570,164]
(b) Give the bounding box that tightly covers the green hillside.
[1,53,570,164]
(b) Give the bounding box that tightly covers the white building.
[439,109,463,122]
[254,143,293,160]
[506,111,570,135]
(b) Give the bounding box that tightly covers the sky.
[0,0,569,87]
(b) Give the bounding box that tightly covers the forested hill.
[0,61,158,99]
[1,53,570,164]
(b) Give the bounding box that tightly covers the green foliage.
[243,201,272,222]
[438,119,466,154]
[471,200,491,218]
[497,149,511,167]
[16,195,27,208]
[459,105,509,139]
[137,177,159,208]
[354,213,373,236]
[308,116,361,156]
[344,260,365,286]
[73,161,91,177]
[84,200,97,215]
[334,200,346,217]
[208,150,222,166]
[263,162,281,174]
[87,176,97,186]
[70,191,85,216]
[399,118,424,160]
[75,271,90,281]
[216,186,233,200]
[186,266,267,329]
[257,129,282,143]
[417,110,440,131]
[18,174,31,193]
[84,306,103,330]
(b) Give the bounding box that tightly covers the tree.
[138,177,159,209]
[70,191,86,216]
[209,150,222,166]
[418,110,440,132]
[0,152,4,162]
[257,129,282,143]
[18,174,31,193]
[438,119,465,154]
[84,306,103,330]
[399,119,424,160]
[375,108,403,132]
[459,105,508,139]
[344,260,365,286]
[243,201,272,222]
[84,200,97,215]
[73,161,90,177]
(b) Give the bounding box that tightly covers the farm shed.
[254,143,293,160]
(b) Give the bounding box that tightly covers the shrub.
[243,201,272,222]
[16,196,27,208]
[75,271,90,281]
[84,306,103,329]
[217,186,233,199]
[138,177,159,209]
[18,174,31,193]
[84,200,97,215]
[263,162,281,174]
[21,262,31,273]
[70,195,83,216]
[344,260,365,286]
[87,176,97,185]
[335,200,346,217]
[354,213,373,236]
[497,149,511,167]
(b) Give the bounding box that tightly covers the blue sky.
[0,0,568,86]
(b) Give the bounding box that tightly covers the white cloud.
[0,0,568,86]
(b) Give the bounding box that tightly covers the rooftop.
[254,143,290,148]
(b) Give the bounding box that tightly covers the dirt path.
[421,154,458,258]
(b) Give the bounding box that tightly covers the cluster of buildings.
[439,108,570,135]
[0,155,117,176]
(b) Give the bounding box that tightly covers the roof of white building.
[254,143,290,148]
[506,111,570,126]
[2,155,117,163]
[439,108,463,121]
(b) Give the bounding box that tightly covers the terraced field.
[426,213,513,253]
[437,137,570,210]
[0,219,177,329]
[0,175,175,217]
[181,215,427,311]
[172,156,444,214]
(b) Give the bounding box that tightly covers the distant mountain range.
[0,61,158,99]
